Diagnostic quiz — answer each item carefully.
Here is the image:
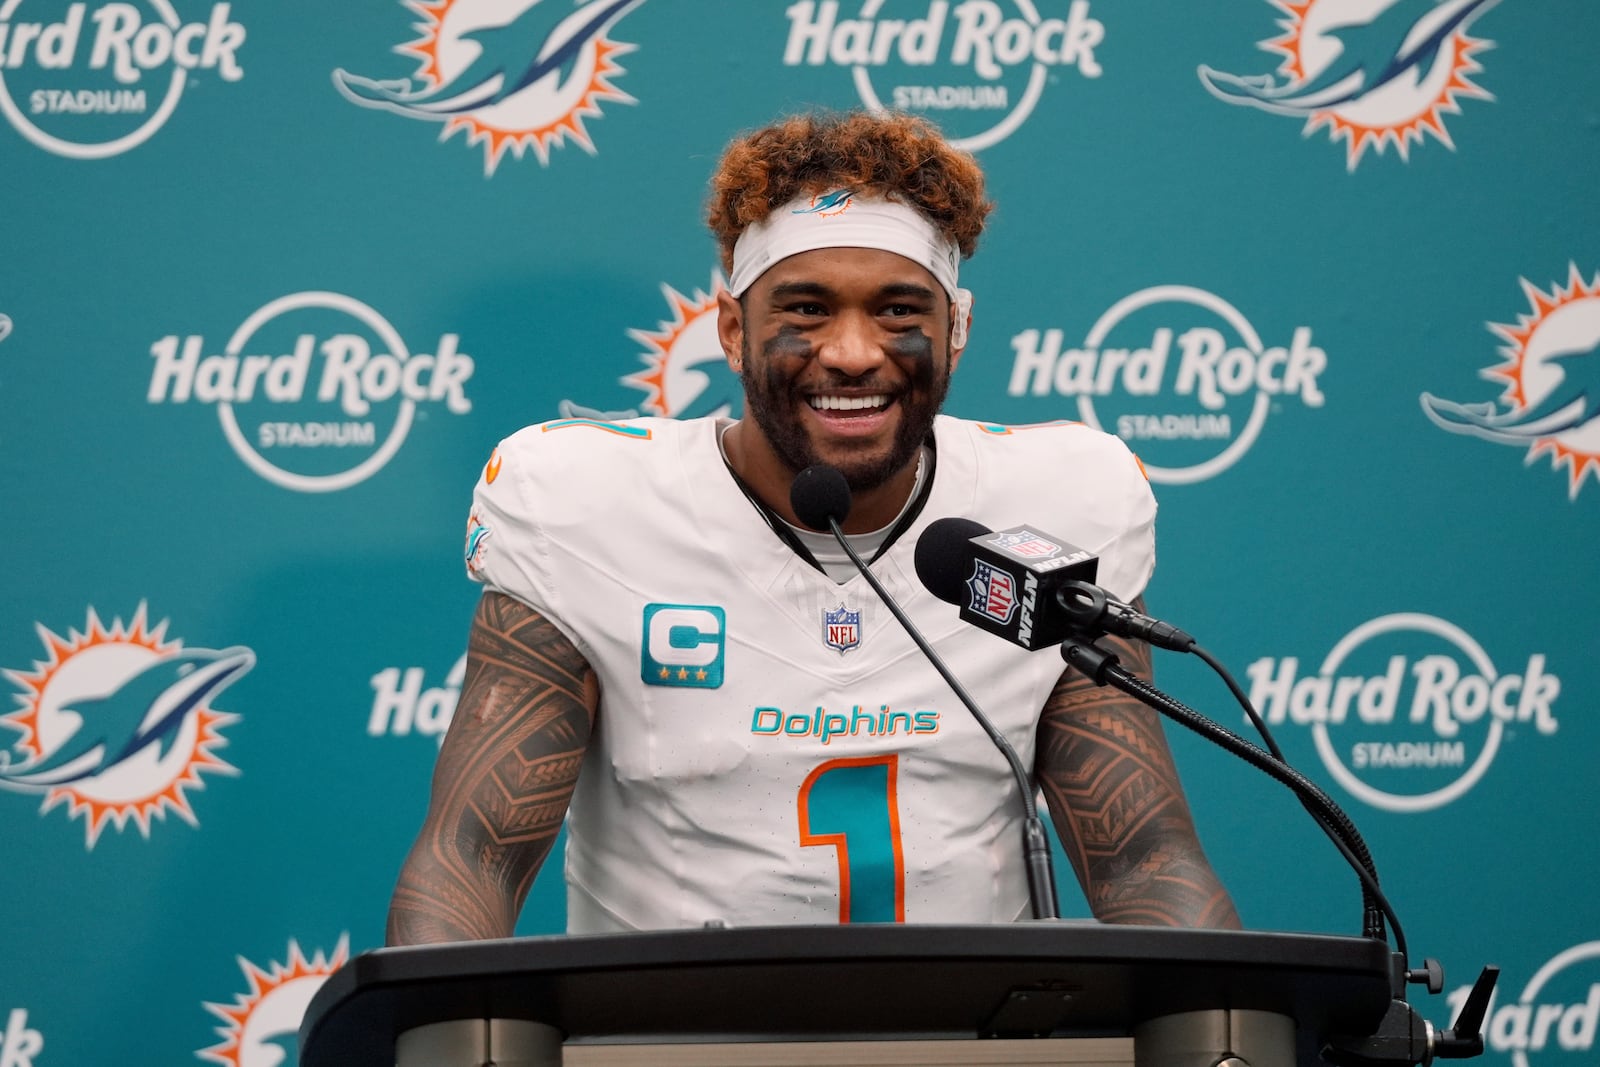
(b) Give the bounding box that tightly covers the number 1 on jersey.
[797,755,905,923]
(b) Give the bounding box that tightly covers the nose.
[814,310,886,378]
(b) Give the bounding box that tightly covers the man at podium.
[387,109,1239,942]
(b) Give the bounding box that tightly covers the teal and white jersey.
[466,414,1156,932]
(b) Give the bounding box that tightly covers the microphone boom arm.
[826,516,1062,920]
[1058,633,1399,955]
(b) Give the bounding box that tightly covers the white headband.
[728,190,971,346]
[728,190,962,297]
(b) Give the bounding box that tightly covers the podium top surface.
[300,923,1395,1066]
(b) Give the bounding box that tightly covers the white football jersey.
[466,414,1155,932]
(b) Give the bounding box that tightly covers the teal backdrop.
[1,1,1597,1064]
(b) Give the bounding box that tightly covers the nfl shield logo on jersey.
[824,605,862,655]
[966,561,1018,625]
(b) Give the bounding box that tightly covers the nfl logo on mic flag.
[967,561,1019,625]
[961,527,1099,650]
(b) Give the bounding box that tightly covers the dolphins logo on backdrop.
[1198,0,1498,170]
[1422,265,1600,499]
[333,0,648,175]
[0,314,12,344]
[620,272,742,419]
[0,605,252,847]
[199,938,349,1067]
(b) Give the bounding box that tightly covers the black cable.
[1191,643,1286,761]
[827,517,1060,920]
[1062,637,1406,965]
[1188,642,1388,941]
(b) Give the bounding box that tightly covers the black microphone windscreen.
[790,464,853,531]
[913,517,992,604]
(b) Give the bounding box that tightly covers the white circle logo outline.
[217,292,415,493]
[1076,285,1273,485]
[1311,613,1503,814]
[850,0,1050,152]
[0,0,190,160]
[1513,941,1600,1067]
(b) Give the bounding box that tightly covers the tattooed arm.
[386,590,600,945]
[1035,601,1240,929]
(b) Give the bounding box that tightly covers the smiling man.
[387,111,1238,942]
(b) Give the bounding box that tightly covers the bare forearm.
[386,745,576,943]
[1076,832,1240,928]
[387,592,595,945]
[1037,626,1240,929]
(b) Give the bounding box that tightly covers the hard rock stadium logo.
[560,271,743,422]
[1246,613,1559,813]
[782,0,1105,152]
[1006,285,1327,484]
[1197,0,1498,170]
[1422,265,1600,500]
[145,291,475,493]
[333,0,648,176]
[0,605,253,848]
[0,0,246,159]
[1450,941,1600,1067]
[199,937,349,1067]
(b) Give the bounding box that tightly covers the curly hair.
[706,110,993,275]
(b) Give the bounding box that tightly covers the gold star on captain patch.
[695,668,707,681]
[677,668,689,680]
[658,667,670,680]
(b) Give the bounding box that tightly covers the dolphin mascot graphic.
[670,358,743,420]
[560,354,744,423]
[0,647,254,789]
[1422,337,1600,443]
[333,0,648,118]
[1198,0,1499,115]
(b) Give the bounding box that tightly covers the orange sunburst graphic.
[200,937,350,1067]
[623,273,730,417]
[1479,266,1600,498]
[0,604,251,848]
[1264,0,1495,169]
[394,0,641,175]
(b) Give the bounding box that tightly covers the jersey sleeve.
[463,427,577,645]
[1090,437,1157,605]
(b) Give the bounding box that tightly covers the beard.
[738,329,950,493]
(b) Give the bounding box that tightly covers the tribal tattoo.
[386,591,597,944]
[1035,604,1241,929]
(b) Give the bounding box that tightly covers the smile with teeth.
[807,394,891,412]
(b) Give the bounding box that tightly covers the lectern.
[299,924,1395,1066]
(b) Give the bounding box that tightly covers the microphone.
[903,517,1509,1053]
[914,518,1196,652]
[915,518,1404,951]
[788,465,1062,921]
[790,463,853,531]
